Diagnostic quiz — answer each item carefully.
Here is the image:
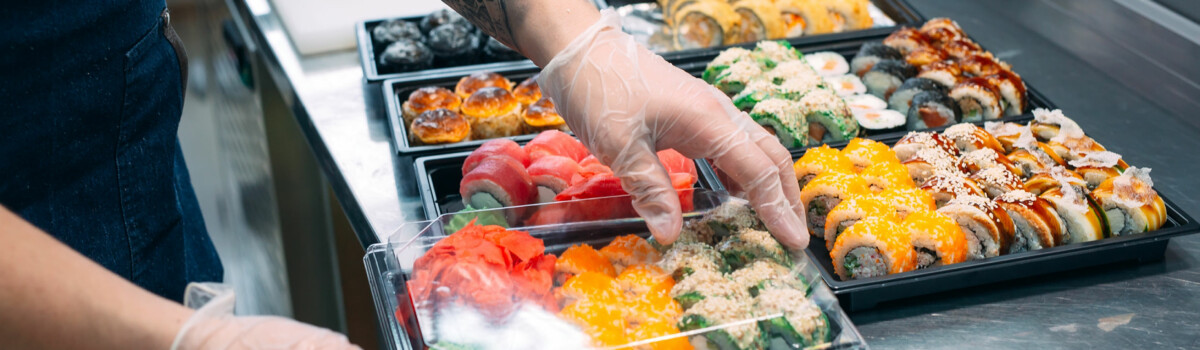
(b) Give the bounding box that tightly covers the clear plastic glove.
[538,9,809,248]
[171,283,360,350]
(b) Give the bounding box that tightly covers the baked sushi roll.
[426,24,480,66]
[904,47,949,68]
[408,108,470,145]
[863,59,917,99]
[799,88,858,143]
[841,138,900,172]
[459,156,536,210]
[1023,166,1087,196]
[940,38,984,59]
[958,53,1009,77]
[882,27,930,55]
[704,47,753,84]
[852,108,907,136]
[794,144,855,188]
[921,172,986,208]
[671,269,749,309]
[1068,151,1125,190]
[824,0,872,32]
[938,195,1015,259]
[658,242,727,279]
[880,187,937,220]
[372,19,422,47]
[718,228,791,269]
[950,77,1003,122]
[917,60,963,89]
[378,39,433,73]
[888,78,947,116]
[919,18,966,44]
[943,123,1005,154]
[985,70,1028,116]
[902,148,967,185]
[461,87,522,139]
[827,74,868,97]
[861,159,916,193]
[419,8,471,33]
[1091,167,1168,236]
[750,98,808,148]
[1041,186,1107,243]
[831,218,917,280]
[527,155,582,202]
[893,131,958,163]
[823,195,892,250]
[903,210,968,268]
[850,42,903,77]
[482,36,524,62]
[994,190,1066,253]
[712,60,763,95]
[677,297,765,350]
[454,71,513,99]
[960,148,1023,178]
[753,289,830,348]
[969,167,1024,198]
[522,97,568,133]
[402,86,461,126]
[800,172,870,235]
[730,0,787,43]
[730,260,807,296]
[671,0,739,49]
[512,75,541,107]
[806,51,850,77]
[777,0,835,36]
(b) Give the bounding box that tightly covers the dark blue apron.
[0,0,223,302]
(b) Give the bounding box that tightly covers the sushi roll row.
[401,72,566,145]
[659,0,874,51]
[371,9,525,73]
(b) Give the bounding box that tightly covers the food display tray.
[364,190,867,350]
[413,150,726,220]
[356,17,537,83]
[782,122,1200,312]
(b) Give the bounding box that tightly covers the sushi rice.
[827,74,867,97]
[805,51,851,77]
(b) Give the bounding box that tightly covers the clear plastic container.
[364,190,867,350]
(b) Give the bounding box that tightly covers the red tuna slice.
[527,156,582,199]
[524,130,589,162]
[657,149,698,179]
[460,156,536,209]
[463,139,529,174]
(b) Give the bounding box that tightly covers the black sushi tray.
[784,122,1200,312]
[413,149,726,220]
[356,16,537,83]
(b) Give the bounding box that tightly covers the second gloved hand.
[537,9,809,248]
[171,283,360,350]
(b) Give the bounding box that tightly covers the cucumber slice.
[1088,194,1111,238]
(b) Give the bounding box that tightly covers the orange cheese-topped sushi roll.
[462,87,522,139]
[402,86,461,126]
[943,123,1004,154]
[1091,167,1167,236]
[937,195,1015,260]
[557,244,617,281]
[860,161,915,193]
[616,264,674,297]
[559,298,629,347]
[558,271,625,306]
[793,144,854,188]
[841,138,900,172]
[512,74,542,106]
[823,195,894,250]
[800,172,870,235]
[600,235,662,273]
[454,71,513,99]
[969,166,1023,199]
[629,321,692,350]
[879,187,936,220]
[1023,166,1087,196]
[960,148,1022,178]
[893,131,958,162]
[920,172,986,208]
[902,210,968,268]
[994,190,1065,253]
[831,217,916,280]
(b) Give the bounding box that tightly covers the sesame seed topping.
[997,189,1037,203]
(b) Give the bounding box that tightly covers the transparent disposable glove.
[538,9,809,248]
[171,283,360,350]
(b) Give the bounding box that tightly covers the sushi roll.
[920,172,986,208]
[371,19,422,46]
[670,270,749,309]
[961,148,1023,178]
[841,138,900,172]
[798,88,858,143]
[822,195,893,250]
[378,39,433,73]
[777,0,835,36]
[482,36,524,61]
[527,155,581,202]
[753,289,830,348]
[904,47,949,68]
[658,242,726,279]
[704,47,753,84]
[462,138,529,174]
[764,59,821,85]
[713,60,763,95]
[461,87,522,139]
[861,161,916,193]
[671,1,739,49]
[419,9,472,33]
[850,42,904,77]
[831,218,917,280]
[409,108,470,145]
[902,148,967,185]
[853,109,906,136]
[938,194,1015,259]
[806,51,850,77]
[1091,167,1168,236]
[985,70,1028,116]
[949,77,1003,122]
[677,297,765,350]
[752,40,803,67]
[599,235,662,272]
[823,0,873,32]
[919,18,966,44]
[522,98,568,133]
[827,74,867,96]
[893,131,958,163]
[887,78,947,116]
[943,123,1005,154]
[917,60,963,88]
[793,144,855,188]
[969,166,1024,198]
[1029,108,1079,141]
[940,38,984,59]
[524,129,588,162]
[426,24,480,66]
[717,228,791,269]
[959,54,1010,76]
[750,98,809,148]
[994,190,1066,253]
[882,27,930,55]
[698,198,767,238]
[903,210,969,268]
[678,220,718,246]
[556,244,617,280]
[402,86,461,126]
[863,59,917,99]
[1041,186,1107,243]
[459,156,536,209]
[730,0,787,43]
[844,93,888,111]
[1069,151,1125,190]
[984,121,1029,154]
[1023,166,1087,196]
[800,172,870,235]
[906,90,960,130]
[879,187,937,220]
[512,75,541,106]
[730,260,807,296]
[734,79,819,111]
[454,71,513,99]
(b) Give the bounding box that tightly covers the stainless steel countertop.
[231,0,1200,347]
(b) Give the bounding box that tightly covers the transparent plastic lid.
[369,190,866,350]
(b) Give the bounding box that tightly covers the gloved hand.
[538,9,809,248]
[171,283,360,350]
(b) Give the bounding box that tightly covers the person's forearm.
[441,0,601,66]
[0,206,193,349]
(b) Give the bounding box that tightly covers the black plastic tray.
[413,150,726,220]
[781,122,1200,312]
[356,16,537,83]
